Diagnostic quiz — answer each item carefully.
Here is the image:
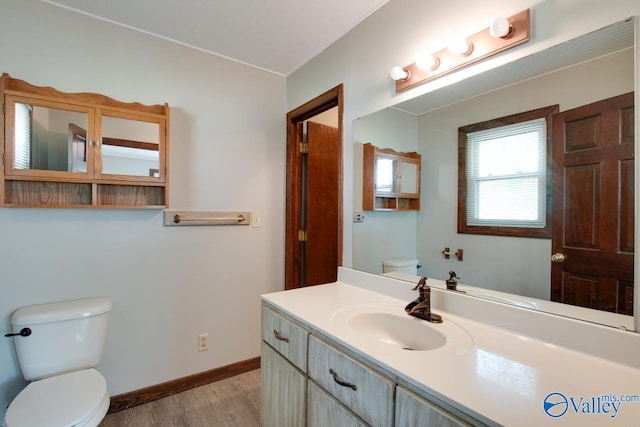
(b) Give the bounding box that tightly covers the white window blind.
[14,103,32,170]
[466,117,546,228]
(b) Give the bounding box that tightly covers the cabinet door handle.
[329,368,357,391]
[273,330,289,342]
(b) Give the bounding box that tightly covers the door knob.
[551,253,566,263]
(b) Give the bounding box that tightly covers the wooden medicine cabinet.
[0,73,169,208]
[363,142,421,211]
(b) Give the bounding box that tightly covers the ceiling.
[42,0,390,76]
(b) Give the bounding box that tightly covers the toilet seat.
[4,368,109,427]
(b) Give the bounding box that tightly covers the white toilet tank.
[382,257,419,275]
[10,298,112,381]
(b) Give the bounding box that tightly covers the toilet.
[382,257,420,276]
[4,298,112,427]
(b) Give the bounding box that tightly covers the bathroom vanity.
[261,268,640,426]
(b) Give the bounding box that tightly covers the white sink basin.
[348,312,446,351]
[331,304,473,352]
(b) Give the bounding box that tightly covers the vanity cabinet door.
[308,335,394,427]
[262,305,308,371]
[261,342,306,427]
[307,381,366,427]
[395,385,473,427]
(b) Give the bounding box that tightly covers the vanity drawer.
[262,306,308,371]
[308,335,394,427]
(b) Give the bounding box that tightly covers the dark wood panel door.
[285,85,343,290]
[551,92,634,314]
[304,121,340,286]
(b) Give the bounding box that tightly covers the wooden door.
[285,85,343,290]
[551,92,634,314]
[305,121,340,285]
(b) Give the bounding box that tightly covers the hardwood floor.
[100,369,260,427]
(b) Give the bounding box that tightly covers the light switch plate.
[252,211,262,228]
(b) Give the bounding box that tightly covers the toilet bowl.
[3,298,112,427]
[4,369,109,427]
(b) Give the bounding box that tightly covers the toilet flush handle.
[4,327,31,338]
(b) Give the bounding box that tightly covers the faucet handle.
[412,276,427,291]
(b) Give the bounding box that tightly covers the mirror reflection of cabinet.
[1,74,169,208]
[363,142,421,211]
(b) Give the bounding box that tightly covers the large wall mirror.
[353,18,635,329]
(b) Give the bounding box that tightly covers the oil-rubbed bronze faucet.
[446,271,459,291]
[404,277,443,323]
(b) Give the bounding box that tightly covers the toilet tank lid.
[12,297,112,326]
[382,257,419,267]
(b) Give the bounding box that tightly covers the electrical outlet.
[198,333,209,352]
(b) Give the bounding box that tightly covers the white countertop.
[262,269,640,426]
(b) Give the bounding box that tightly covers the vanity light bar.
[393,9,530,92]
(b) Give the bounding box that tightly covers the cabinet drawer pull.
[273,330,289,342]
[329,368,357,391]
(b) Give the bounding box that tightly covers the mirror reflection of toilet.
[4,298,112,427]
[382,257,420,280]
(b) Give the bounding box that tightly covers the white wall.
[0,0,285,419]
[286,0,640,275]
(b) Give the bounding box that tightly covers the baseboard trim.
[108,356,261,413]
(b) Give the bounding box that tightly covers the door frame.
[285,84,344,290]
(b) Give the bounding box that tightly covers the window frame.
[458,105,558,238]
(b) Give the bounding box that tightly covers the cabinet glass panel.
[13,103,89,173]
[375,157,394,193]
[399,161,418,194]
[101,116,160,177]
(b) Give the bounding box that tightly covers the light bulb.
[490,17,512,39]
[448,38,473,56]
[416,54,440,71]
[389,66,410,81]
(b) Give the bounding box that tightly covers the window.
[458,105,558,238]
[14,102,32,170]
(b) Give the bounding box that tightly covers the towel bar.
[164,210,251,226]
